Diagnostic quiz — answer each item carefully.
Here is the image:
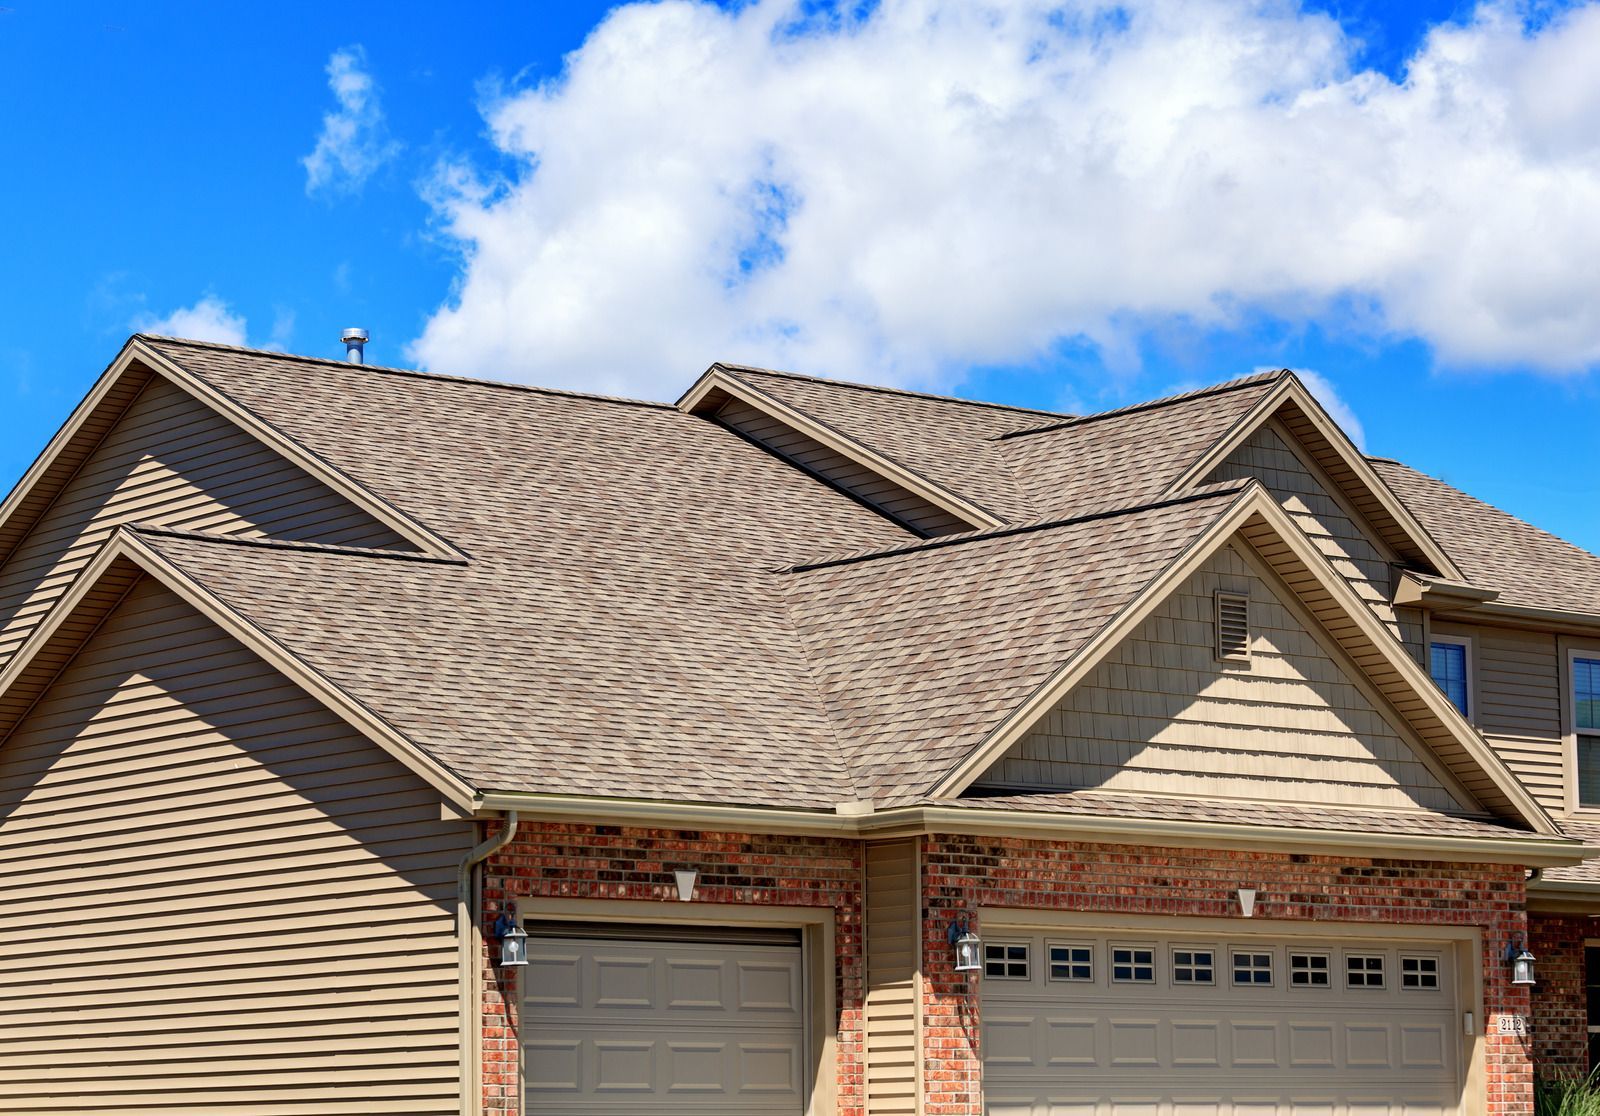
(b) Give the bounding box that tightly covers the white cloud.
[412,0,1600,396]
[135,296,248,346]
[303,45,398,196]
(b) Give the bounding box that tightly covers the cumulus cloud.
[412,0,1600,395]
[135,296,248,346]
[303,45,398,196]
[1274,367,1366,450]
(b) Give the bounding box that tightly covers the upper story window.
[1576,655,1600,807]
[1429,637,1471,717]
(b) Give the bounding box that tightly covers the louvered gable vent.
[1214,591,1251,662]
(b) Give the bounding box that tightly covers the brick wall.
[1530,912,1591,1078]
[478,822,864,1115]
[919,835,1531,1116]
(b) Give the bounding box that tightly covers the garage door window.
[1170,948,1215,984]
[1401,955,1440,989]
[1346,954,1386,987]
[1232,951,1273,985]
[1047,943,1093,982]
[985,942,1030,979]
[1289,952,1330,987]
[1110,945,1155,983]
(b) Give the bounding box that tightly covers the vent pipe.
[341,327,369,365]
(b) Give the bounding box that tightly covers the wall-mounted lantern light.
[493,910,528,968]
[674,869,699,902]
[948,918,982,974]
[1505,941,1536,986]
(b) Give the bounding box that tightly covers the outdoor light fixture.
[948,918,982,973]
[1505,941,1536,986]
[674,869,699,902]
[493,910,528,968]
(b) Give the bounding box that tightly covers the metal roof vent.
[341,327,369,365]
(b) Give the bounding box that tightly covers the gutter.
[457,810,518,1116]
[471,793,1594,869]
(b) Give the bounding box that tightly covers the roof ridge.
[137,334,678,411]
[720,362,1072,420]
[780,481,1252,574]
[128,523,469,565]
[997,369,1291,440]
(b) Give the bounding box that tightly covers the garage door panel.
[982,932,1464,1116]
[525,932,806,1115]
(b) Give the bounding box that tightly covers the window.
[1048,943,1093,982]
[1290,952,1331,987]
[1232,951,1273,986]
[1111,945,1156,983]
[1347,954,1385,988]
[1401,955,1440,990]
[1171,948,1215,984]
[1585,945,1600,1072]
[1576,656,1600,807]
[1429,637,1471,717]
[1215,592,1251,662]
[984,942,1029,979]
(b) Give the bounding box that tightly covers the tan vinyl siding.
[1209,423,1401,637]
[715,397,968,536]
[0,375,412,673]
[975,544,1470,813]
[0,577,472,1114]
[864,839,920,1115]
[1435,620,1565,810]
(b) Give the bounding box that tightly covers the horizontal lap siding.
[865,840,919,1114]
[0,577,471,1114]
[1437,622,1566,811]
[715,398,967,536]
[0,376,411,673]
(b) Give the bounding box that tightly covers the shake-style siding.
[0,577,472,1114]
[975,544,1472,812]
[713,397,969,537]
[0,374,411,673]
[1209,423,1407,646]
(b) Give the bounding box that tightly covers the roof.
[0,333,1591,849]
[1373,457,1600,615]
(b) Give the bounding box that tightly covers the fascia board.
[471,792,1590,867]
[0,528,478,812]
[679,365,1005,531]
[132,340,464,560]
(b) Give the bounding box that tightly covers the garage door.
[982,930,1463,1116]
[523,924,807,1115]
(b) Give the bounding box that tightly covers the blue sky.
[1,0,1596,551]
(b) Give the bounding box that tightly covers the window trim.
[983,940,1031,980]
[1344,951,1387,989]
[1230,949,1275,987]
[1109,942,1158,984]
[1568,644,1600,813]
[1399,952,1442,991]
[1428,634,1475,722]
[1046,940,1095,983]
[1288,951,1333,989]
[1169,944,1217,987]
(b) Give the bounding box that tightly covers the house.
[1,333,1598,1115]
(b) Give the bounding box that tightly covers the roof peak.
[998,369,1292,440]
[135,334,678,412]
[718,362,1072,420]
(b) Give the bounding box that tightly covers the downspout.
[458,810,519,1116]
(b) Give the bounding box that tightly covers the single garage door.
[523,924,807,1115]
[982,929,1463,1116]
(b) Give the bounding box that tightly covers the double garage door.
[522,925,807,1115]
[982,929,1464,1116]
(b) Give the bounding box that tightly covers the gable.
[0,575,471,1110]
[971,543,1477,815]
[0,374,413,673]
[1206,421,1426,659]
